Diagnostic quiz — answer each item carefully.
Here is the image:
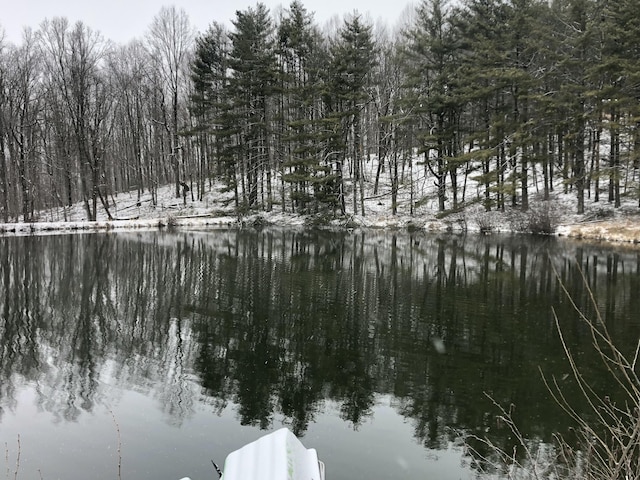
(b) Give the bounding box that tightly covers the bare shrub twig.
[109,410,123,480]
[466,261,640,479]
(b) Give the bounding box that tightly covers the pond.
[0,229,639,479]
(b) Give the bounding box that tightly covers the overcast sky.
[1,0,415,45]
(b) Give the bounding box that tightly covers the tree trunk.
[0,130,8,222]
[521,145,529,211]
[575,112,586,215]
[390,149,398,215]
[609,107,621,208]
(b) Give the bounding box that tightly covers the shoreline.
[2,214,640,247]
[556,218,640,246]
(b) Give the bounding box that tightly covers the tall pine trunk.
[575,107,586,215]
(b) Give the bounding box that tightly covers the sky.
[1,0,414,45]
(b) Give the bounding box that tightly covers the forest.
[0,0,639,223]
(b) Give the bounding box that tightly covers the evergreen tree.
[326,13,377,215]
[454,0,512,211]
[551,0,599,214]
[190,22,228,200]
[503,0,549,211]
[278,1,336,214]
[598,0,640,207]
[228,3,277,210]
[524,1,560,201]
[402,0,463,212]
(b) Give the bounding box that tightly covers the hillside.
[2,159,640,246]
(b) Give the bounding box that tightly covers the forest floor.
[2,164,640,247]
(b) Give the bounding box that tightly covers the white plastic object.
[222,427,325,480]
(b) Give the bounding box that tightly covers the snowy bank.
[0,216,234,236]
[2,163,640,246]
[557,218,640,246]
[4,205,640,248]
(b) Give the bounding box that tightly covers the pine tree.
[402,0,463,212]
[550,0,599,214]
[228,3,277,210]
[598,0,640,207]
[190,22,228,200]
[524,1,560,201]
[454,0,512,211]
[502,0,550,211]
[326,13,377,215]
[277,1,336,214]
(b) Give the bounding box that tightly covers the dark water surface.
[1,230,639,479]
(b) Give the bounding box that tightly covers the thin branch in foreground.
[4,436,21,480]
[464,395,562,480]
[544,261,640,479]
[468,259,640,480]
[13,436,19,480]
[109,409,122,480]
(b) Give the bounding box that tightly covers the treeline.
[0,0,639,223]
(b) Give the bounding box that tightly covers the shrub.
[252,215,267,229]
[587,207,615,221]
[406,221,423,233]
[304,213,333,228]
[507,203,558,235]
[475,213,495,234]
[166,215,178,229]
[526,203,556,235]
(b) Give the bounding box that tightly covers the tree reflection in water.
[0,230,638,476]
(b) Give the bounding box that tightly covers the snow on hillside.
[1,157,640,245]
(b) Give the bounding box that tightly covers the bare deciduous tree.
[146,6,195,198]
[39,18,114,221]
[0,28,10,222]
[4,29,43,222]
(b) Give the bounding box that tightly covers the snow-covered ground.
[1,159,640,246]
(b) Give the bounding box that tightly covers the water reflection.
[0,230,639,477]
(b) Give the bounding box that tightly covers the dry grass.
[559,218,640,245]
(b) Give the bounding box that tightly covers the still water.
[0,229,638,479]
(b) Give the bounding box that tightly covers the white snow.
[2,157,639,246]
